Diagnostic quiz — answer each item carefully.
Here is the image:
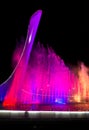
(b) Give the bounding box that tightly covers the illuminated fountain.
[0,10,89,109]
[77,63,89,102]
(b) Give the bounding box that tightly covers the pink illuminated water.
[2,10,89,108]
[3,41,80,106]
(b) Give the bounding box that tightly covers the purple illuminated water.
[2,10,89,108]
[5,42,78,105]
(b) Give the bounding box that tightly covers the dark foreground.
[0,103,89,128]
[1,103,89,111]
[0,118,89,129]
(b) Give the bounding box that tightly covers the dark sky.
[0,1,89,83]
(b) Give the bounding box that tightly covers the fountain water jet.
[0,10,89,109]
[0,10,42,106]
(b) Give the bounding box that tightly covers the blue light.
[55,98,66,104]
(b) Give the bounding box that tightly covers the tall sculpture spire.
[0,10,42,105]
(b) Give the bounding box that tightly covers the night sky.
[0,1,89,83]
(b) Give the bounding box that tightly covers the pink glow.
[2,10,89,107]
[3,10,42,106]
[3,41,77,106]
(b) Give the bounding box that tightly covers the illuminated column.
[3,10,42,106]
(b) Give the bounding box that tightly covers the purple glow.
[3,41,77,106]
[2,10,42,106]
[0,10,88,109]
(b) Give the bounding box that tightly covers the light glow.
[0,10,89,111]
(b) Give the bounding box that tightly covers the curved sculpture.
[0,10,42,104]
[0,10,89,108]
